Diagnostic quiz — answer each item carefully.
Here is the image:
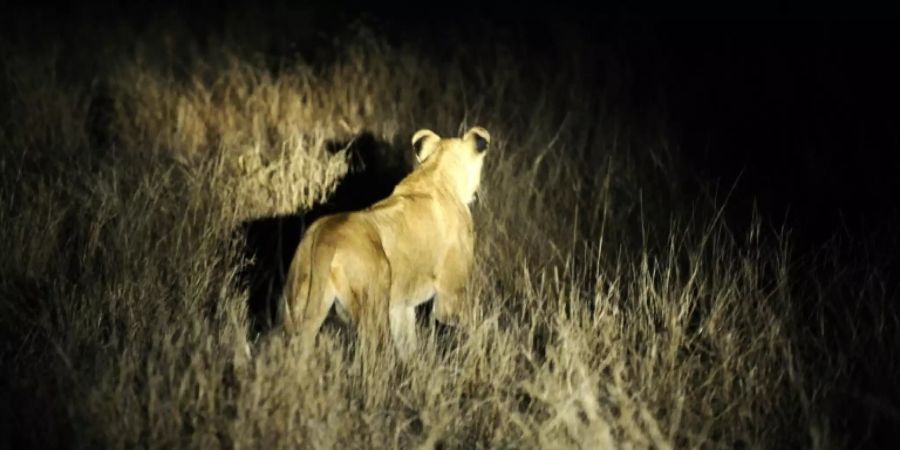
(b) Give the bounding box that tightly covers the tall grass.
[0,13,893,449]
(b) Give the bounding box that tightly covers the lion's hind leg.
[283,278,336,356]
[389,303,417,361]
[297,283,336,350]
[352,264,392,357]
[283,241,338,354]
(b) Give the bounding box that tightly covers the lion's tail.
[280,225,335,338]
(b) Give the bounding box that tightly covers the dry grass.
[1,15,895,449]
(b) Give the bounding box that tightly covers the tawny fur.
[282,127,490,359]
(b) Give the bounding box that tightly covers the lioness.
[282,127,490,359]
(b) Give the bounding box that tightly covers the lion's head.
[411,127,490,205]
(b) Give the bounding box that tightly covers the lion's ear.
[464,127,490,153]
[412,129,440,163]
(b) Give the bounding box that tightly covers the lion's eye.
[474,135,488,152]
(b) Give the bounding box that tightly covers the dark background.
[4,2,899,267]
[11,1,898,251]
[4,2,900,447]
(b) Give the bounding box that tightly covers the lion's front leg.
[434,242,474,328]
[389,304,417,360]
[433,285,465,328]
